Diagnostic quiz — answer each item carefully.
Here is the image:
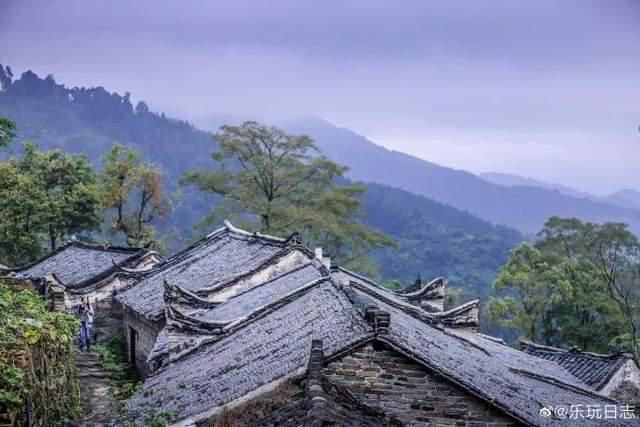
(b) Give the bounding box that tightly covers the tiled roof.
[520,340,635,390]
[115,223,294,319]
[6,241,146,288]
[189,261,326,323]
[361,292,623,426]
[332,266,445,313]
[129,278,629,425]
[128,281,373,422]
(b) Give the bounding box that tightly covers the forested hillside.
[0,67,521,296]
[282,117,640,234]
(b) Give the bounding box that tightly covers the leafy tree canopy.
[0,116,15,148]
[102,144,168,248]
[0,127,102,264]
[489,216,640,359]
[182,121,394,275]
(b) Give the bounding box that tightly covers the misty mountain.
[278,117,640,234]
[479,172,590,199]
[0,67,521,294]
[481,172,640,212]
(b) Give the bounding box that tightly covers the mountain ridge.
[0,66,521,296]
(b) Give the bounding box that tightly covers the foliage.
[0,68,523,295]
[362,182,522,300]
[101,144,168,247]
[0,161,45,265]
[19,143,102,250]
[182,121,394,272]
[0,280,81,424]
[0,117,15,148]
[0,140,102,264]
[383,280,402,291]
[0,67,213,248]
[489,217,640,358]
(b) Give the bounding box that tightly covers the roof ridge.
[347,280,435,323]
[159,277,333,368]
[224,219,288,243]
[394,276,445,299]
[520,340,632,360]
[69,240,143,254]
[195,244,316,296]
[207,260,325,302]
[64,249,150,289]
[509,367,618,402]
[126,221,293,284]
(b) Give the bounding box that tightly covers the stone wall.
[602,360,640,405]
[324,341,518,426]
[122,306,163,377]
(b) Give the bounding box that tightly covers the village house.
[114,221,311,375]
[117,221,634,426]
[521,340,640,403]
[0,241,162,340]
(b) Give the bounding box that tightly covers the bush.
[0,280,81,424]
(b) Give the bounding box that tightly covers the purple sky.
[1,0,639,194]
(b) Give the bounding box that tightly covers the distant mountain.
[481,172,640,212]
[277,117,640,234]
[0,67,521,295]
[479,172,590,199]
[362,182,522,299]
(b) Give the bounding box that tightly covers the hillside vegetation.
[0,66,522,297]
[283,117,640,234]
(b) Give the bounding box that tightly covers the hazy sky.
[1,0,639,194]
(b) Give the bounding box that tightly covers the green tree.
[0,162,45,265]
[0,141,102,263]
[591,222,640,358]
[0,117,15,148]
[18,144,102,250]
[182,121,393,273]
[101,144,167,247]
[383,279,402,291]
[490,217,639,357]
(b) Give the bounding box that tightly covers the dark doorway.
[128,326,138,364]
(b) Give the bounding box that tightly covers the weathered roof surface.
[7,241,144,288]
[362,290,627,426]
[131,275,630,426]
[115,223,292,319]
[240,339,394,427]
[190,262,325,323]
[128,281,372,423]
[520,340,634,390]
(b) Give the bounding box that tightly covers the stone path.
[72,351,118,426]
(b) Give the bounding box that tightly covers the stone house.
[114,220,311,375]
[521,340,640,403]
[122,222,632,426]
[0,241,161,310]
[0,241,162,342]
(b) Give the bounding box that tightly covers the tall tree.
[490,216,639,358]
[182,121,393,273]
[0,162,45,265]
[101,144,167,247]
[0,133,102,263]
[18,143,102,250]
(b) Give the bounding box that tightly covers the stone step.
[78,369,108,379]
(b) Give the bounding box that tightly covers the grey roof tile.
[520,340,635,390]
[8,242,144,288]
[362,291,630,426]
[128,281,372,422]
[115,226,289,319]
[190,262,325,323]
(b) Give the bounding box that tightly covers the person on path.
[77,297,94,352]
